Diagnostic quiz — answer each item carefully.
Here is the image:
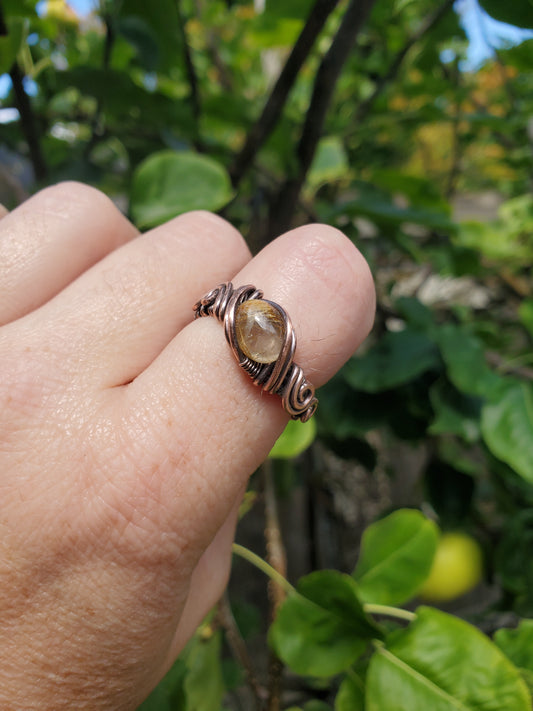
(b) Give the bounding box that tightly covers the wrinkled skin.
[0,183,375,709]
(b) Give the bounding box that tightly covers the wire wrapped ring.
[193,282,318,422]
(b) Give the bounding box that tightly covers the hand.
[0,183,375,709]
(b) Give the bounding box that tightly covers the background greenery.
[1,0,533,708]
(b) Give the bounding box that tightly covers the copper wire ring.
[193,282,318,422]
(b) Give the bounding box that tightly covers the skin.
[0,182,375,710]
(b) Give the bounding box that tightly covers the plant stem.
[232,544,417,624]
[175,0,203,151]
[217,592,265,710]
[232,543,296,596]
[264,460,288,711]
[363,604,416,623]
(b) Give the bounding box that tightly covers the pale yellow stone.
[235,300,286,363]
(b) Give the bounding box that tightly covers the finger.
[0,182,138,324]
[0,204,8,219]
[121,224,375,560]
[167,497,241,661]
[17,211,251,387]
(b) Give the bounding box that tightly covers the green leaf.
[117,0,183,70]
[344,330,440,393]
[481,381,533,483]
[269,571,382,678]
[265,0,314,19]
[335,675,365,711]
[130,151,233,229]
[499,39,533,71]
[428,379,481,443]
[394,297,434,332]
[116,15,160,71]
[353,509,439,606]
[184,629,225,711]
[456,196,533,266]
[495,511,533,600]
[0,17,28,74]
[495,620,533,673]
[328,194,456,233]
[137,657,187,710]
[269,418,316,459]
[435,324,499,398]
[424,459,475,527]
[519,300,533,338]
[366,607,532,711]
[478,0,533,28]
[308,136,350,187]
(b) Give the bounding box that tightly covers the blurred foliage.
[1,0,533,708]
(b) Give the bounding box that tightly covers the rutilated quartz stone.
[235,299,286,364]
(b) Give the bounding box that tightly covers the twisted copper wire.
[194,282,318,422]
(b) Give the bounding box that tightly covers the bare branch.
[217,593,265,710]
[268,0,376,238]
[175,0,203,151]
[264,460,286,711]
[230,0,341,187]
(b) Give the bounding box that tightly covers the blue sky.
[456,0,533,70]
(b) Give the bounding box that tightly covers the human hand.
[0,183,375,709]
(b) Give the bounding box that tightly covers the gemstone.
[235,299,286,364]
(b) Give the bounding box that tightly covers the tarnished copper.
[194,282,318,422]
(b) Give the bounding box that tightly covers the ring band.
[193,282,318,422]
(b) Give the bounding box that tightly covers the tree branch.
[9,64,48,182]
[175,0,203,151]
[355,0,456,123]
[264,460,287,711]
[229,0,341,187]
[217,592,265,710]
[0,1,48,181]
[268,0,376,238]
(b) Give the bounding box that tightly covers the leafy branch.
[0,2,47,181]
[354,0,456,123]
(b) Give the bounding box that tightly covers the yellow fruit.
[418,532,483,603]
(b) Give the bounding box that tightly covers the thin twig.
[85,9,116,156]
[175,0,203,151]
[264,460,287,711]
[217,592,265,710]
[445,60,463,200]
[230,0,341,187]
[268,0,376,238]
[9,64,48,181]
[264,460,288,611]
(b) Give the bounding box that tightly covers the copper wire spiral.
[194,282,318,422]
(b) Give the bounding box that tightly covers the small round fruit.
[418,532,483,603]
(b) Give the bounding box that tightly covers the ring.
[193,282,318,422]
